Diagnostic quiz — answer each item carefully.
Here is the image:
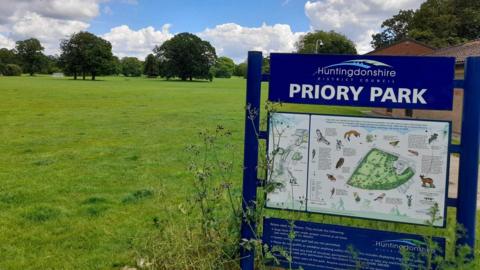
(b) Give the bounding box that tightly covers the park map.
[266,113,450,227]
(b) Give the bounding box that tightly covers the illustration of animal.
[420,175,435,188]
[374,193,386,202]
[327,174,336,182]
[408,150,419,156]
[389,140,400,147]
[428,133,438,144]
[336,158,345,169]
[344,130,360,141]
[316,129,330,145]
[330,188,335,198]
[336,140,343,151]
[353,192,361,203]
[312,149,316,159]
[406,195,413,208]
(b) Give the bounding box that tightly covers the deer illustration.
[420,175,435,188]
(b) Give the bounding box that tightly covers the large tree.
[15,38,45,76]
[143,54,159,78]
[371,0,480,49]
[212,56,235,78]
[0,48,19,65]
[154,33,217,81]
[60,31,113,80]
[121,57,143,77]
[296,31,357,55]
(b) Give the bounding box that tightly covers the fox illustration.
[420,175,435,188]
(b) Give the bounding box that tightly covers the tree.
[144,54,159,78]
[154,33,217,81]
[121,57,143,77]
[371,0,480,49]
[59,31,113,80]
[2,64,22,76]
[212,56,235,78]
[15,38,44,76]
[371,10,415,49]
[0,48,19,65]
[296,31,357,54]
[233,62,247,78]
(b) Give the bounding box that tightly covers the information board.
[263,217,446,270]
[268,54,455,110]
[266,112,450,227]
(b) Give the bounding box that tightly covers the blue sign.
[269,54,455,110]
[263,217,445,270]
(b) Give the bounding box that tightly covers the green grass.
[0,75,478,269]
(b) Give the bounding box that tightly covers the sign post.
[240,51,480,269]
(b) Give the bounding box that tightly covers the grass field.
[0,76,478,269]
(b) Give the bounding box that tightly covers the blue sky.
[92,0,309,34]
[0,0,425,62]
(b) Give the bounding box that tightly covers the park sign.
[268,53,456,110]
[241,51,480,270]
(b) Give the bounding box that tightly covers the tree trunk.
[74,71,77,80]
[189,76,192,81]
[92,72,96,81]
[82,71,86,80]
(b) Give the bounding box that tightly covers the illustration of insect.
[353,192,361,203]
[420,175,436,188]
[336,157,345,169]
[336,140,343,150]
[428,133,438,144]
[406,195,413,208]
[408,149,419,156]
[389,140,400,147]
[327,174,336,182]
[374,193,386,202]
[316,129,330,145]
[344,130,360,141]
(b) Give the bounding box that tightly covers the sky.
[0,0,426,63]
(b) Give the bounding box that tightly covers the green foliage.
[371,0,480,49]
[154,32,217,81]
[59,31,113,80]
[143,53,159,78]
[121,57,143,77]
[23,206,61,222]
[0,48,19,65]
[212,56,235,78]
[122,189,154,204]
[234,62,247,77]
[15,38,45,76]
[2,64,22,76]
[296,30,357,54]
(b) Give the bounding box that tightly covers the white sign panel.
[266,112,450,227]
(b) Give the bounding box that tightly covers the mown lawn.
[0,76,478,269]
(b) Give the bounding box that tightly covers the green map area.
[347,148,415,190]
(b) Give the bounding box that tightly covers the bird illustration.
[316,129,330,145]
[327,174,336,182]
[389,141,400,147]
[330,188,335,198]
[336,157,345,169]
[374,193,386,202]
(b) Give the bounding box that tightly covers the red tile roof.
[427,39,480,63]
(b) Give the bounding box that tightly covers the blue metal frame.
[240,53,480,269]
[240,51,263,270]
[456,57,480,252]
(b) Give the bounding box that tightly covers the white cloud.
[0,33,15,49]
[102,25,173,59]
[199,23,304,63]
[305,0,424,54]
[0,0,101,54]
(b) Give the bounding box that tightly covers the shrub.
[3,64,22,76]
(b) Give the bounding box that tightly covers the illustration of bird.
[353,192,361,203]
[389,140,400,147]
[330,188,335,198]
[344,130,361,141]
[408,150,419,156]
[327,174,336,182]
[428,133,438,144]
[312,149,316,159]
[316,129,330,145]
[374,193,386,202]
[336,157,345,169]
